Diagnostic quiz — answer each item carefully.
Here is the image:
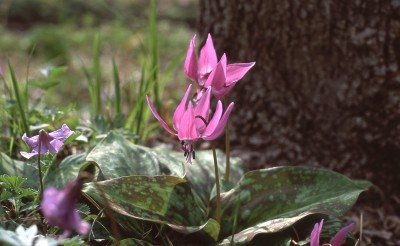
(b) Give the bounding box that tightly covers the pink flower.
[203,54,255,99]
[20,124,74,159]
[146,84,234,163]
[41,175,90,239]
[310,219,355,246]
[184,34,255,99]
[184,34,218,86]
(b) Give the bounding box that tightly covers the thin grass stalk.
[135,67,147,140]
[93,34,102,116]
[8,62,29,135]
[223,97,231,181]
[112,58,122,115]
[93,181,121,244]
[212,142,221,224]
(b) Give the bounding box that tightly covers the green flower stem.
[37,130,45,198]
[212,142,221,224]
[223,97,230,182]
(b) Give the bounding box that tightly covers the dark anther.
[193,151,196,159]
[195,115,208,125]
[181,141,184,145]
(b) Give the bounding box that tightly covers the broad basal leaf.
[43,153,96,189]
[155,147,245,206]
[83,175,210,234]
[215,166,371,241]
[86,132,185,179]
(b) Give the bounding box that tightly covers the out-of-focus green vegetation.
[0,0,197,107]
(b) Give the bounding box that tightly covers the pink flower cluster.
[147,34,255,163]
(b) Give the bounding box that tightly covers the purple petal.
[20,151,39,159]
[173,84,192,131]
[184,35,198,82]
[225,62,255,86]
[202,100,223,138]
[198,34,218,78]
[331,223,355,246]
[146,96,176,136]
[194,87,211,133]
[49,124,74,140]
[47,139,64,154]
[204,54,227,89]
[177,102,199,141]
[310,219,324,246]
[22,133,39,149]
[203,102,234,141]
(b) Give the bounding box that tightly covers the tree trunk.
[198,0,400,192]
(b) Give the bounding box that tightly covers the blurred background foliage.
[0,0,197,107]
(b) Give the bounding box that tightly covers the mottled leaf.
[86,132,185,179]
[156,147,245,206]
[83,175,207,229]
[215,166,371,241]
[43,153,96,189]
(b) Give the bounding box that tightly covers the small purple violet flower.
[184,34,255,99]
[41,174,91,239]
[310,219,355,246]
[146,84,234,163]
[20,124,74,159]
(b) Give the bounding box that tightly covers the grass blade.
[112,58,122,116]
[8,62,29,135]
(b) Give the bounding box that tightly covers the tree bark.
[198,0,400,192]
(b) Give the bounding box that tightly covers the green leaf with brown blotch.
[214,166,371,242]
[82,175,218,239]
[155,147,245,206]
[86,132,185,179]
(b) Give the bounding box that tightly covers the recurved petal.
[20,151,39,159]
[203,102,234,141]
[330,223,355,246]
[22,133,39,149]
[225,62,255,86]
[173,84,192,131]
[146,96,176,136]
[204,53,227,89]
[184,35,198,82]
[49,124,74,140]
[202,100,223,138]
[177,102,199,141]
[198,33,218,76]
[212,83,234,100]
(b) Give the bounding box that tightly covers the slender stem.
[94,181,121,244]
[223,97,231,181]
[212,142,221,224]
[37,131,44,198]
